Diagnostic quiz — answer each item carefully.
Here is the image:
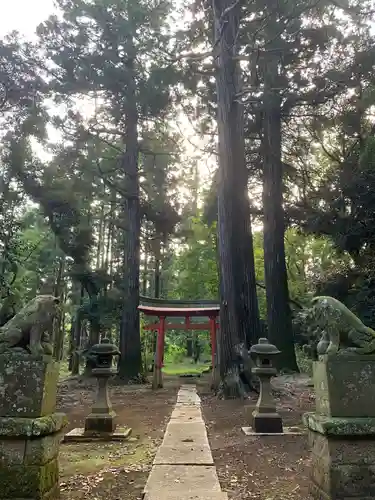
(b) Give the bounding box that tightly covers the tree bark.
[117,35,142,381]
[52,255,66,361]
[262,16,299,371]
[213,0,261,397]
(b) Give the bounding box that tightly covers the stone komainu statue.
[308,296,375,356]
[0,295,60,356]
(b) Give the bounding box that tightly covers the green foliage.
[295,346,313,377]
[169,215,219,300]
[164,343,186,364]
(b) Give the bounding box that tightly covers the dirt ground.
[57,376,178,499]
[57,373,314,499]
[199,375,315,500]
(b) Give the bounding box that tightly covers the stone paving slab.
[143,493,229,500]
[176,392,201,404]
[162,434,209,448]
[144,465,221,493]
[162,424,209,448]
[169,407,203,422]
[154,443,213,465]
[164,421,208,437]
[144,385,226,500]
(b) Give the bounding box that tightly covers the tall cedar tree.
[260,3,298,370]
[37,0,179,379]
[212,0,261,397]
[240,0,373,368]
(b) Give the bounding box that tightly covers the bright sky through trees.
[0,0,55,37]
[0,0,214,186]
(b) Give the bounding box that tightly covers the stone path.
[143,385,228,500]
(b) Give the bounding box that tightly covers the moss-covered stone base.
[304,413,375,499]
[0,354,60,418]
[303,412,375,436]
[0,457,59,498]
[313,356,375,418]
[0,413,66,499]
[0,413,67,438]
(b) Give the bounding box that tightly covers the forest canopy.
[1,0,375,392]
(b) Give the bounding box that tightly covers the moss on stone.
[313,358,375,418]
[32,413,68,436]
[0,458,59,497]
[24,432,62,465]
[0,354,60,418]
[0,413,67,438]
[303,412,375,436]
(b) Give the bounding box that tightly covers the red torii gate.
[138,304,220,389]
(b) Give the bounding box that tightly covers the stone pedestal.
[0,354,66,500]
[313,355,375,417]
[0,354,59,418]
[84,376,117,434]
[304,356,375,500]
[251,366,283,433]
[303,413,375,500]
[64,352,131,442]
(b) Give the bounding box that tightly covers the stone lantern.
[64,338,131,441]
[84,338,119,434]
[249,337,283,433]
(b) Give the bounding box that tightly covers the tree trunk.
[186,337,193,357]
[213,0,261,397]
[96,203,105,269]
[142,242,149,295]
[262,18,298,371]
[52,255,66,361]
[117,37,142,381]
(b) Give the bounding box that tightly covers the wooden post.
[209,316,217,368]
[160,316,166,387]
[209,315,220,389]
[152,321,160,390]
[153,316,166,389]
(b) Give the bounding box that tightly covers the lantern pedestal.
[84,368,117,435]
[64,426,132,442]
[242,338,287,436]
[251,365,283,433]
[64,339,132,442]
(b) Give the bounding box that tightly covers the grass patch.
[60,439,152,478]
[163,360,210,376]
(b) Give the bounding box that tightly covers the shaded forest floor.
[198,375,315,500]
[57,376,178,500]
[57,372,314,499]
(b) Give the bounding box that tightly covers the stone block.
[0,413,68,438]
[84,411,117,434]
[153,443,213,465]
[313,356,375,417]
[144,494,228,500]
[0,354,60,418]
[252,412,283,433]
[310,459,375,498]
[305,414,375,500]
[0,457,59,498]
[0,440,26,465]
[144,465,221,494]
[64,426,132,442]
[303,412,375,437]
[169,407,203,422]
[309,430,375,466]
[24,432,63,465]
[309,481,375,500]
